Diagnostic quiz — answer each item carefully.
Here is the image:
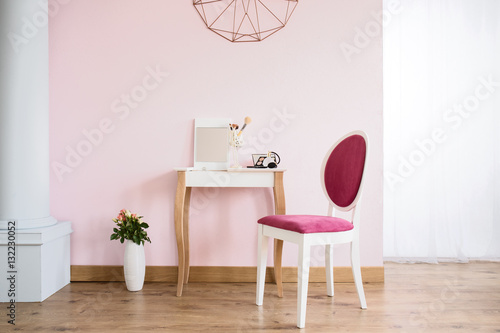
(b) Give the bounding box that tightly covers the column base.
[0,221,72,302]
[0,216,58,230]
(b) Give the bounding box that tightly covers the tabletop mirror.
[194,118,230,170]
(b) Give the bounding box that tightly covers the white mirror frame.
[193,118,231,170]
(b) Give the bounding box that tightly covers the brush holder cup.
[229,131,244,168]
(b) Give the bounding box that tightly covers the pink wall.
[49,0,383,267]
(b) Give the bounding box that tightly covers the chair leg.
[351,240,367,309]
[297,239,310,328]
[325,244,334,297]
[256,224,269,306]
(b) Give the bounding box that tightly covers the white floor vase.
[123,240,145,291]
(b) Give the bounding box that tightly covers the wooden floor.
[2,262,499,332]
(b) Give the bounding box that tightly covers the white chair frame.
[256,130,369,328]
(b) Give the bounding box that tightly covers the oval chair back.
[321,130,368,212]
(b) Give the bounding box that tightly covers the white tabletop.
[174,167,286,172]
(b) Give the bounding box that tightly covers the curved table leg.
[273,171,286,298]
[174,171,187,296]
[183,187,192,285]
[274,239,284,298]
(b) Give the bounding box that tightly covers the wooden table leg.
[273,171,286,298]
[183,187,192,285]
[174,171,187,296]
[273,239,284,298]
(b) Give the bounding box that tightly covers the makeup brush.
[237,117,252,136]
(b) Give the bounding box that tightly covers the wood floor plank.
[1,262,499,332]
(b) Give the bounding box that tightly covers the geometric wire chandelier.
[193,0,299,42]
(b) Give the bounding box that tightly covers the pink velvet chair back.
[321,131,368,211]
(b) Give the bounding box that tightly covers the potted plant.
[110,209,151,291]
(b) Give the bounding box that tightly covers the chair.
[256,130,368,328]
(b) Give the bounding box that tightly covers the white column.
[0,0,72,302]
[0,0,56,229]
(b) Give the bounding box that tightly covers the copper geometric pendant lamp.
[193,0,299,42]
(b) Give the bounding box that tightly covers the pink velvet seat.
[256,131,369,328]
[258,215,354,234]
